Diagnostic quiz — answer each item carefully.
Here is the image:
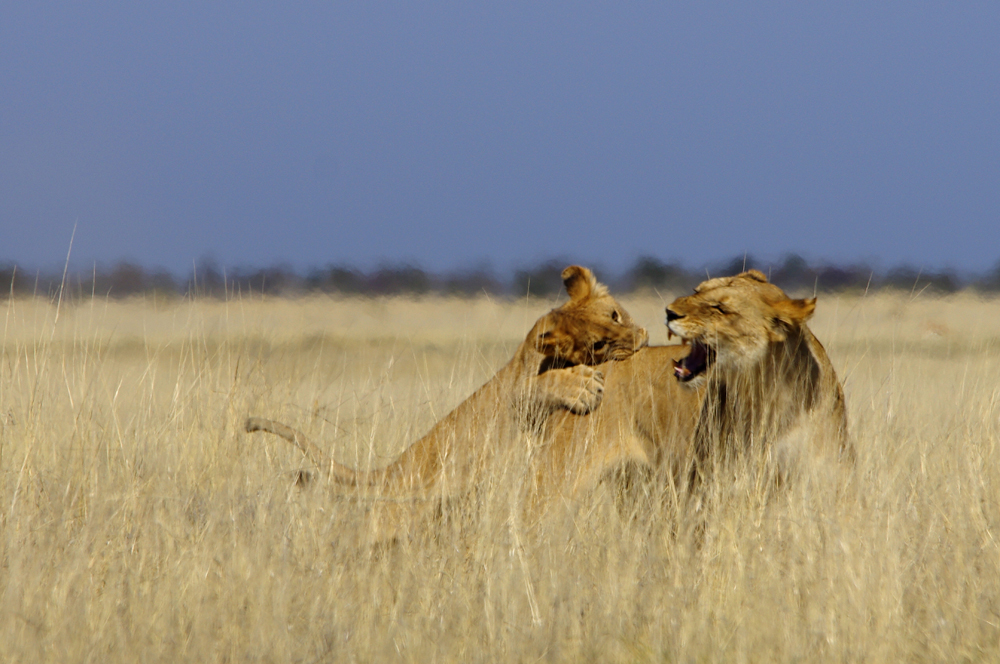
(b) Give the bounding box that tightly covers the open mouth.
[673,339,713,382]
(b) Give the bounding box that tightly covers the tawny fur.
[528,344,702,513]
[528,270,851,515]
[246,266,648,513]
[666,269,852,479]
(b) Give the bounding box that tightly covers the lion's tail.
[244,416,382,488]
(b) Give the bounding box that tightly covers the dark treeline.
[2,255,999,300]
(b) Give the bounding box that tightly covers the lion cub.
[246,266,648,509]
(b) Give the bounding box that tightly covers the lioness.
[246,266,648,507]
[666,269,852,476]
[531,270,851,512]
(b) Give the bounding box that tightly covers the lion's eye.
[611,310,621,323]
[711,303,727,314]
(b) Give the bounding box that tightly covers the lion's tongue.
[674,341,708,380]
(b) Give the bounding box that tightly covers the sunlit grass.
[1,291,998,662]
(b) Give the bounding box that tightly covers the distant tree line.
[1,255,999,300]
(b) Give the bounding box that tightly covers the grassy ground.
[1,290,999,662]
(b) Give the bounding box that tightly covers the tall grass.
[1,291,998,662]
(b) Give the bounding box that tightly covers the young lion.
[530,270,851,512]
[245,266,648,507]
[666,269,852,478]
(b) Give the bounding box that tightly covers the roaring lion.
[665,269,852,476]
[245,266,649,511]
[530,270,851,511]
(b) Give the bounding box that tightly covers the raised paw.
[560,364,605,415]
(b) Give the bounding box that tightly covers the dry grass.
[1,290,999,662]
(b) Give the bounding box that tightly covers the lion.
[245,266,648,524]
[665,269,852,477]
[529,270,851,514]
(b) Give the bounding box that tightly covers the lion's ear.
[562,265,596,302]
[772,297,816,325]
[739,269,769,283]
[767,298,816,342]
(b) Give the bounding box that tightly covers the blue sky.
[2,2,998,275]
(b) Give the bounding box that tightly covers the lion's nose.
[665,308,682,322]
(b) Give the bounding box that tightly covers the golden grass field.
[1,288,999,662]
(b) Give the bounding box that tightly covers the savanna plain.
[1,287,999,662]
